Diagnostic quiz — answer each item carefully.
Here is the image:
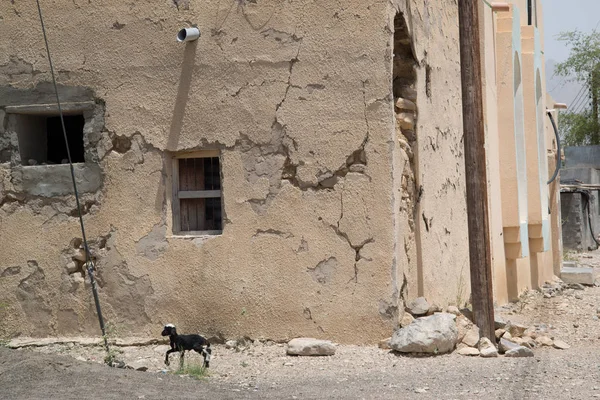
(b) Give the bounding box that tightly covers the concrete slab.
[562,261,578,269]
[561,267,596,286]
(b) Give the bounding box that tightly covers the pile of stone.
[379,297,571,358]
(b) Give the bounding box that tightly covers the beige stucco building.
[0,0,561,344]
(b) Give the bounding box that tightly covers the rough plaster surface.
[0,0,469,343]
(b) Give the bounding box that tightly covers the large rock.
[286,338,336,356]
[505,346,534,358]
[406,297,430,316]
[478,337,498,358]
[390,313,458,354]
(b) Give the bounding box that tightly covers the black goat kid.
[161,324,211,368]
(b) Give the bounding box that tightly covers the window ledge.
[168,231,222,239]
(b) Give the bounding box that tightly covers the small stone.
[457,346,480,356]
[575,294,583,300]
[378,338,391,350]
[446,306,460,316]
[495,329,506,340]
[414,388,428,394]
[535,336,554,347]
[553,340,570,350]
[406,297,430,316]
[76,356,87,362]
[427,303,443,316]
[225,340,237,349]
[126,359,150,371]
[401,87,418,101]
[498,337,520,354]
[462,325,480,348]
[286,338,335,356]
[28,159,38,166]
[400,313,415,328]
[478,337,498,358]
[65,261,79,274]
[506,322,527,337]
[72,248,87,262]
[396,112,415,130]
[505,346,534,357]
[395,98,417,111]
[348,164,366,173]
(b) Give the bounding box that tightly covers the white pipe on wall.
[177,27,200,43]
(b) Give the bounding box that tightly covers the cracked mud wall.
[0,0,468,343]
[391,0,470,308]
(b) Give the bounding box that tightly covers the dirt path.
[3,345,600,399]
[3,251,600,399]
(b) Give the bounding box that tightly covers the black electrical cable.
[35,0,109,353]
[547,111,561,185]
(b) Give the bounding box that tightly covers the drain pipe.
[547,103,568,185]
[177,26,200,42]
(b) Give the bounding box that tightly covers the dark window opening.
[15,114,85,165]
[175,156,223,233]
[47,115,85,164]
[527,0,537,27]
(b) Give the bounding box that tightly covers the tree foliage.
[558,110,600,146]
[555,30,600,145]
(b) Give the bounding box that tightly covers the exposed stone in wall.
[57,229,155,333]
[393,11,419,318]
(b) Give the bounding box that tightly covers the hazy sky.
[542,0,600,63]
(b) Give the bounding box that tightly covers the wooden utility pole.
[457,0,495,341]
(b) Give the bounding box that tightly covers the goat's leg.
[193,345,211,368]
[164,348,178,366]
[179,350,185,369]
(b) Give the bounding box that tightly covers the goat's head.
[161,323,177,336]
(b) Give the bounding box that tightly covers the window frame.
[171,150,223,236]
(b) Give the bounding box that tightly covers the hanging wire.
[35,0,109,353]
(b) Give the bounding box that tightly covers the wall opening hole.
[15,114,85,165]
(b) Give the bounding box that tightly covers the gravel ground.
[3,251,600,400]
